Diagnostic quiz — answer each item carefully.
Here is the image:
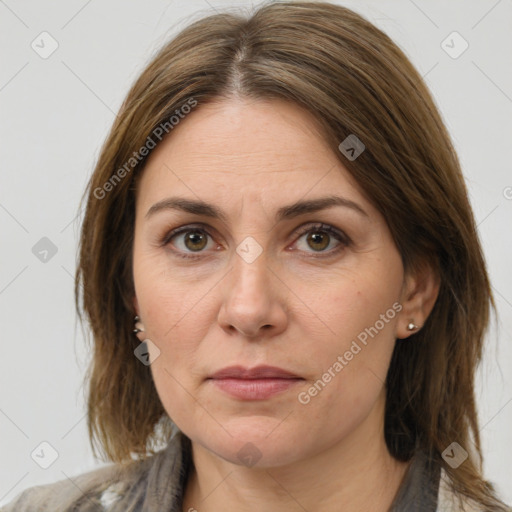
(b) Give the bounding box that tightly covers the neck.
[182,398,410,512]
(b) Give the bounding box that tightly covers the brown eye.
[163,226,215,257]
[183,230,208,251]
[306,231,330,251]
[294,223,350,257]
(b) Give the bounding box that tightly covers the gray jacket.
[0,432,484,511]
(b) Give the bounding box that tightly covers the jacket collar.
[140,431,191,512]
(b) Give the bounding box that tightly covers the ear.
[396,260,440,339]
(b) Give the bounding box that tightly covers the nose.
[217,249,288,340]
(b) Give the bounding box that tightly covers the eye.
[161,224,216,258]
[160,222,350,260]
[293,223,350,256]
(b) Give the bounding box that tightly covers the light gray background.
[1,0,511,506]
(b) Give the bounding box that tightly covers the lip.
[207,365,303,400]
[208,365,301,380]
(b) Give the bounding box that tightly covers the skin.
[132,97,440,512]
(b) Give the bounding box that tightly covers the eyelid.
[160,223,217,246]
[293,222,351,244]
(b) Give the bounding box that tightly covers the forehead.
[136,97,369,213]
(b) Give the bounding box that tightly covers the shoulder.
[0,465,132,512]
[0,460,150,512]
[0,432,188,512]
[436,468,493,512]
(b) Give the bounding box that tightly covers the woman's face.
[132,97,412,468]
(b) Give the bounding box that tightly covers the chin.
[192,419,310,469]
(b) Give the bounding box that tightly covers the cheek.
[134,257,215,344]
[291,266,399,351]
[294,319,397,445]
[291,267,401,405]
[148,364,199,438]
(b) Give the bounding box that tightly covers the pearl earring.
[407,321,420,331]
[133,315,147,341]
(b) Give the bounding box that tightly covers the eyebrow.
[145,195,369,222]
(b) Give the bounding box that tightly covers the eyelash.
[160,222,351,260]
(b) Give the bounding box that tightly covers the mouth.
[207,365,304,400]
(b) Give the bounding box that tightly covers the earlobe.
[132,297,147,341]
[396,262,440,340]
[133,315,147,342]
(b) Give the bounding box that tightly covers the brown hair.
[75,1,507,509]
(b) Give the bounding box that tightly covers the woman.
[3,1,509,511]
